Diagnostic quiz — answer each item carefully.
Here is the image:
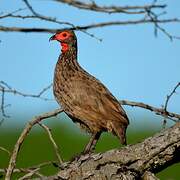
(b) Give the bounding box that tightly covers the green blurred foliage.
[0,118,179,179]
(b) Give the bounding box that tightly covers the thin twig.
[5,108,63,180]
[0,82,53,118]
[163,82,180,128]
[0,146,11,156]
[0,168,43,179]
[38,123,64,165]
[0,87,10,118]
[119,100,180,121]
[22,0,38,16]
[0,1,176,41]
[164,82,180,111]
[0,13,73,26]
[145,8,178,41]
[0,81,12,89]
[29,160,57,169]
[0,8,27,19]
[54,0,166,14]
[0,82,53,100]
[0,17,179,33]
[0,1,179,40]
[0,161,57,174]
[21,0,73,26]
[18,168,40,180]
[0,14,102,41]
[79,29,102,42]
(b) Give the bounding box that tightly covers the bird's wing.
[66,75,129,128]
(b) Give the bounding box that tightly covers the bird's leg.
[70,132,101,162]
[83,132,101,154]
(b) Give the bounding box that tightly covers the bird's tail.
[111,121,127,145]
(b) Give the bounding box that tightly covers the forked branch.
[2,81,179,179]
[54,0,166,14]
[5,108,63,180]
[44,122,180,179]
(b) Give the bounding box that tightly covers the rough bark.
[43,122,180,180]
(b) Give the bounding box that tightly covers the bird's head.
[49,30,77,53]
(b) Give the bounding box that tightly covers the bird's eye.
[62,33,67,37]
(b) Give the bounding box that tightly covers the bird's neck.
[57,44,80,71]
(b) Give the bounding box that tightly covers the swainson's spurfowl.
[49,30,129,154]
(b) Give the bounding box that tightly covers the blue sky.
[0,1,180,128]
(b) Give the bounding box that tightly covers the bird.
[49,30,129,154]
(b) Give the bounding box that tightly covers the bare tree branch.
[38,123,63,165]
[2,84,53,100]
[0,160,58,178]
[43,122,180,179]
[1,1,178,40]
[0,168,43,179]
[164,82,180,112]
[0,87,8,117]
[4,103,180,179]
[145,9,180,41]
[0,146,11,156]
[0,81,53,118]
[0,13,73,27]
[0,81,179,124]
[5,108,63,180]
[0,81,52,100]
[163,82,180,128]
[18,168,41,180]
[1,1,180,179]
[0,25,56,33]
[0,17,179,35]
[142,171,160,180]
[2,109,179,179]
[54,0,166,14]
[0,8,27,19]
[21,0,73,26]
[1,80,178,179]
[22,0,39,16]
[0,1,179,41]
[120,100,180,121]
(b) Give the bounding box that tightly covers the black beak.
[49,34,56,42]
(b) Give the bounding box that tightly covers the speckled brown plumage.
[50,30,129,154]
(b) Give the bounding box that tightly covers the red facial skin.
[61,43,69,52]
[51,31,72,53]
